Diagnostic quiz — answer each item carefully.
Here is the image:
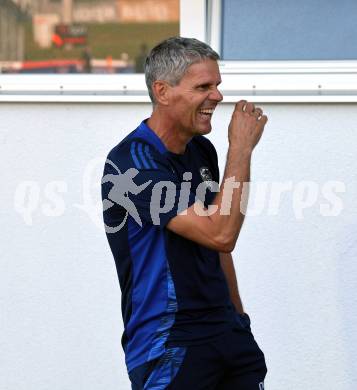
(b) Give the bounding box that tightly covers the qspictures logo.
[101,158,346,233]
[13,156,346,230]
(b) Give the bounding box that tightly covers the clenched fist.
[228,100,268,153]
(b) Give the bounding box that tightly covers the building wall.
[73,3,118,23]
[1,102,356,390]
[29,2,119,24]
[117,0,179,22]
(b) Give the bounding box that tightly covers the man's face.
[167,59,223,137]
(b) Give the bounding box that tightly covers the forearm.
[220,252,244,314]
[166,101,266,253]
[205,101,266,252]
[207,145,251,251]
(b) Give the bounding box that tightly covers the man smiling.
[146,55,222,143]
[102,37,268,389]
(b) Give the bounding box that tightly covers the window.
[183,0,357,102]
[0,0,179,102]
[220,0,357,61]
[1,0,179,74]
[1,0,357,102]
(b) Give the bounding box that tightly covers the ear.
[151,80,171,106]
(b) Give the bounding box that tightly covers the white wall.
[1,102,356,390]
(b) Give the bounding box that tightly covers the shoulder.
[105,133,169,174]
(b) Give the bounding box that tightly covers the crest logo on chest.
[199,166,214,190]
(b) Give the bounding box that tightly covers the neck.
[146,110,192,154]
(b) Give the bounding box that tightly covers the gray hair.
[145,37,220,103]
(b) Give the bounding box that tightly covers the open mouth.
[198,108,215,118]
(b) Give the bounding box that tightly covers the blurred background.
[0,0,179,73]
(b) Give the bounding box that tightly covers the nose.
[209,87,223,102]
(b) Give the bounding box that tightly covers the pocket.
[235,312,251,330]
[142,357,160,386]
[128,358,160,389]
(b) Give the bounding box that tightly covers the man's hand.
[228,100,268,154]
[167,101,268,252]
